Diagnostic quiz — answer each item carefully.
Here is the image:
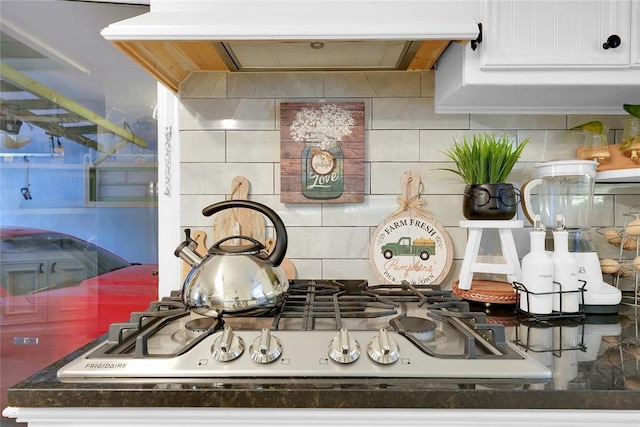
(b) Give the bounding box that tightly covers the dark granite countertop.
[7,306,640,411]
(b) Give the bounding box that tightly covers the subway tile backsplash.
[181,98,276,130]
[371,97,468,129]
[178,71,638,288]
[323,72,421,98]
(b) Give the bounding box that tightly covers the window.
[0,2,159,421]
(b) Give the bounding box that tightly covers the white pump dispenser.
[520,230,553,314]
[551,230,580,313]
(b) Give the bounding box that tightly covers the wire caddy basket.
[512,280,587,322]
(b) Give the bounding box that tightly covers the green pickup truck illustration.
[381,237,436,260]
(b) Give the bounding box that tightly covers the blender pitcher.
[522,159,598,251]
[521,159,621,313]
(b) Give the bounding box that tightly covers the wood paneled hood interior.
[101,0,480,92]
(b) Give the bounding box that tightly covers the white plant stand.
[458,220,523,290]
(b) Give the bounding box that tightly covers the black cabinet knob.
[603,34,621,49]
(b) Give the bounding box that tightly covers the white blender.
[522,160,622,314]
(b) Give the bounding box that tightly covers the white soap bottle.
[551,230,580,313]
[520,230,554,314]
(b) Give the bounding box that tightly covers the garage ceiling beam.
[0,61,148,148]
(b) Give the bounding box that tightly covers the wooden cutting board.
[181,230,207,283]
[212,176,266,246]
[265,237,296,280]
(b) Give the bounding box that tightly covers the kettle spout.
[174,228,203,267]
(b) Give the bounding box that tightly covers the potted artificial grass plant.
[441,133,530,220]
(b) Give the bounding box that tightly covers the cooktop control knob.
[249,328,282,364]
[211,326,244,362]
[367,328,399,365]
[328,327,360,364]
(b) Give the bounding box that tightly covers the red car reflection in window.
[0,226,158,413]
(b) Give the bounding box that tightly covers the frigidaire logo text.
[84,363,127,369]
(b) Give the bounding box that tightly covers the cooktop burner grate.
[98,280,463,357]
[272,279,399,330]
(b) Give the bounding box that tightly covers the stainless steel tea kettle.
[175,200,289,317]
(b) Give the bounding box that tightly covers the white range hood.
[100,0,480,92]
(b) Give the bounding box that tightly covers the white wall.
[162,70,639,295]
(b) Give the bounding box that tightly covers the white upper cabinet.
[480,0,630,68]
[435,0,640,114]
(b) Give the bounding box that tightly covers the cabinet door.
[0,261,48,325]
[480,0,631,69]
[47,259,96,321]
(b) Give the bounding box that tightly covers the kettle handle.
[520,178,541,225]
[202,200,287,267]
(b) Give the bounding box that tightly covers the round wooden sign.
[369,212,453,285]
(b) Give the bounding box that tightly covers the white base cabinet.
[3,407,640,427]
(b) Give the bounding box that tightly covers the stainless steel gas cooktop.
[57,280,551,382]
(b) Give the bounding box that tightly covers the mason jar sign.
[280,102,365,204]
[290,104,352,200]
[301,144,344,199]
